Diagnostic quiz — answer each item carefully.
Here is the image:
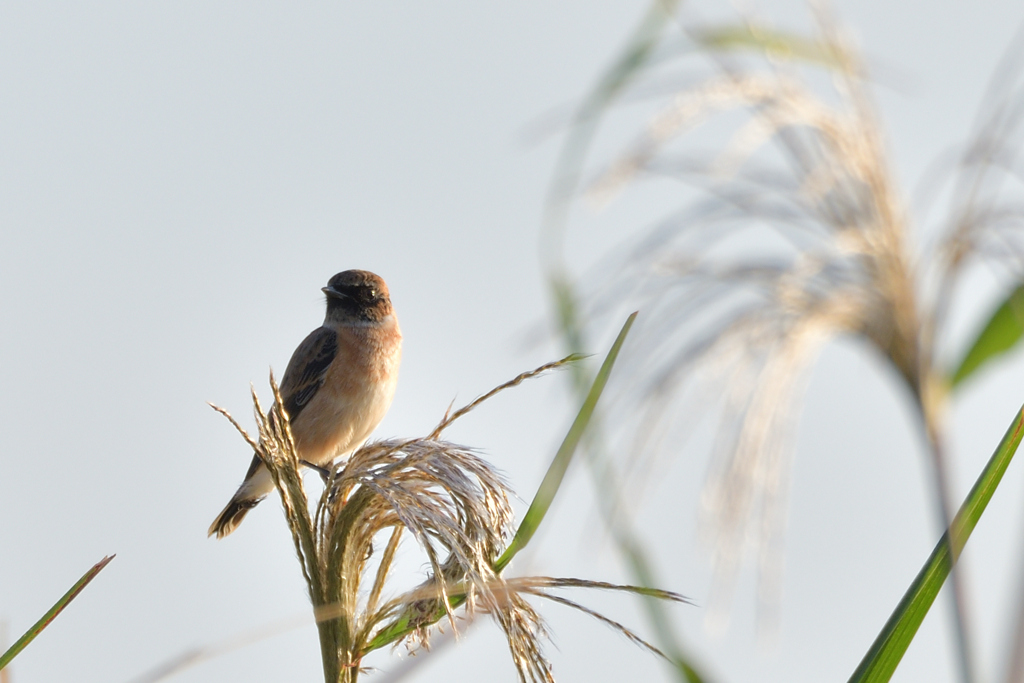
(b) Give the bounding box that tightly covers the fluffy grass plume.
[212,351,688,683]
[546,7,1024,680]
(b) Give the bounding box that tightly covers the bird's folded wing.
[280,326,339,422]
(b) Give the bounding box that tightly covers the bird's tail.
[208,495,261,539]
[209,454,274,539]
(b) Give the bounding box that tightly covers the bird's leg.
[300,460,331,484]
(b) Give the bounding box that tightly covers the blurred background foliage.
[543,3,1024,682]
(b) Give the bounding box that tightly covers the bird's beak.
[322,286,347,299]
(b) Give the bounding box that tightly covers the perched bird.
[209,270,402,538]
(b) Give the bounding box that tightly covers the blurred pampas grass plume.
[549,8,1024,655]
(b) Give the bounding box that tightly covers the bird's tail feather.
[208,496,262,539]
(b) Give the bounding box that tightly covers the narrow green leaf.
[552,276,708,683]
[848,405,1024,683]
[691,25,844,68]
[494,311,636,573]
[362,313,636,654]
[950,284,1024,389]
[541,0,679,268]
[0,555,115,670]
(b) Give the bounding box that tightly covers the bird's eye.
[370,289,377,298]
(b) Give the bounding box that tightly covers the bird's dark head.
[322,270,394,323]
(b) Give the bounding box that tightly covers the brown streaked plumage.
[209,270,402,539]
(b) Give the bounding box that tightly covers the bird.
[209,270,402,538]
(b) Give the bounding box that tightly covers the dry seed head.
[572,9,1024,631]
[564,14,968,628]
[213,351,689,683]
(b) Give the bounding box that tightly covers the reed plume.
[549,11,1024,676]
[212,351,689,683]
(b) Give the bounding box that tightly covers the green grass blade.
[848,405,1024,683]
[552,276,708,683]
[362,314,635,654]
[0,555,114,670]
[541,0,678,268]
[614,532,706,683]
[950,284,1024,390]
[691,24,844,67]
[493,311,636,573]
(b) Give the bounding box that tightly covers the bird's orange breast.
[291,318,401,464]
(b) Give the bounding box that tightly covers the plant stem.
[593,455,706,683]
[553,278,707,683]
[916,381,975,683]
[317,616,342,683]
[1003,561,1024,683]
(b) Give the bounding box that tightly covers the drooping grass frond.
[581,33,922,616]
[504,577,692,658]
[553,9,1024,644]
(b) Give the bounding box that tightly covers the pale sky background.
[2,2,1024,683]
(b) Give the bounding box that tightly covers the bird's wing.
[279,326,339,422]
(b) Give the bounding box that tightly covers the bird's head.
[323,270,394,323]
